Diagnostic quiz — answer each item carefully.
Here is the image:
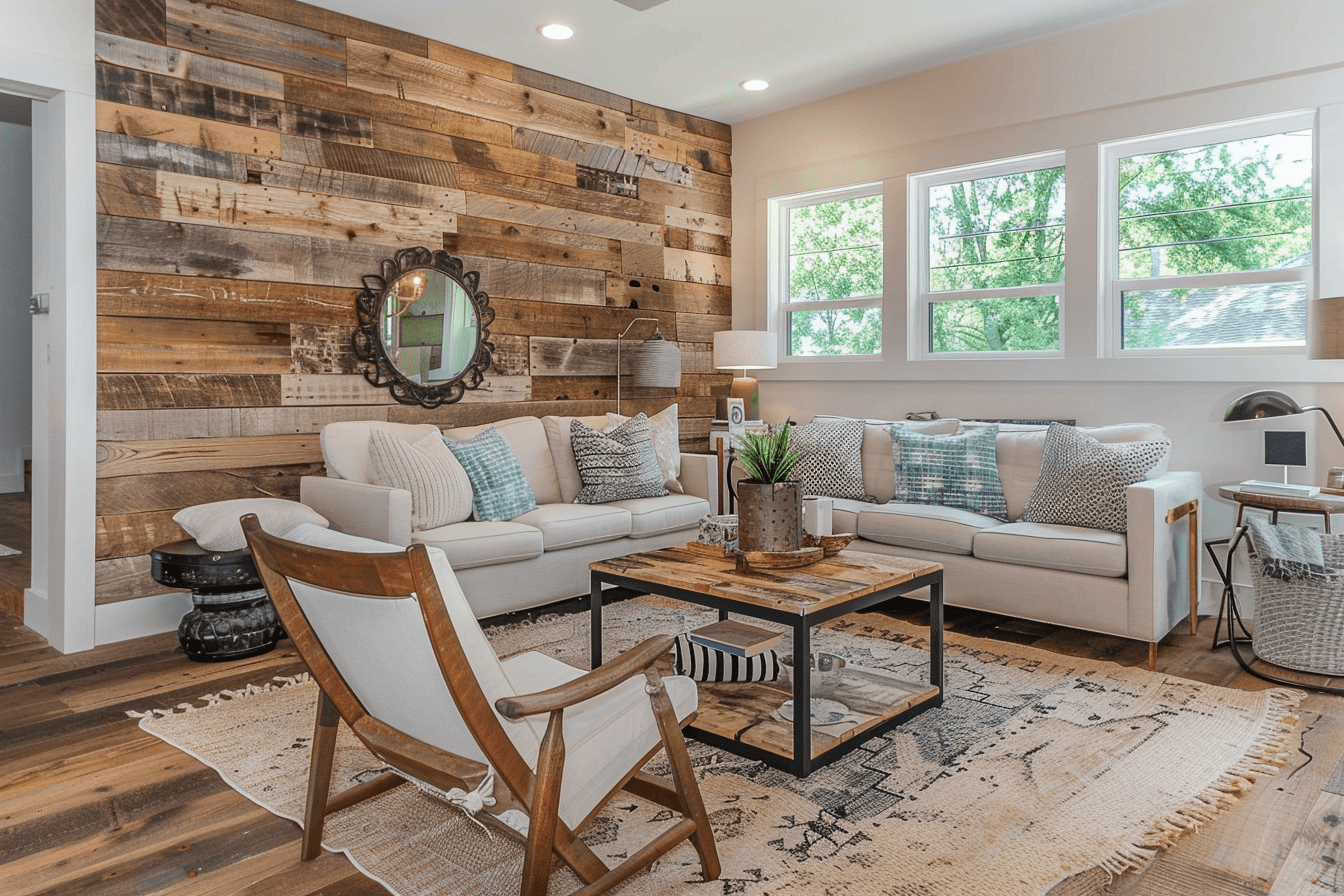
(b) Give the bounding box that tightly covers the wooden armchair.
[241,515,719,896]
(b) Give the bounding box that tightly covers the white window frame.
[768,181,883,362]
[908,150,1067,361]
[1100,111,1315,357]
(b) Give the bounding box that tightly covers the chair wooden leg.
[302,689,341,861]
[643,671,720,881]
[521,710,569,896]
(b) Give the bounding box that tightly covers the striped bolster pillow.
[672,634,781,682]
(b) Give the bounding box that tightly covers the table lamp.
[713,330,777,423]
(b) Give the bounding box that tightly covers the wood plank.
[97,131,248,181]
[457,254,607,306]
[97,31,287,99]
[514,127,686,186]
[639,177,731,218]
[625,123,732,176]
[665,225,730,257]
[96,469,302,514]
[290,324,358,375]
[606,271,732,316]
[281,134,460,189]
[255,158,466,213]
[98,271,357,326]
[95,554,179,604]
[281,75,512,147]
[372,120,577,186]
[96,510,187,560]
[345,40,624,148]
[97,216,388,286]
[1267,769,1344,895]
[464,192,662,246]
[489,298,674,340]
[199,0,428,56]
[529,336,621,377]
[628,101,733,155]
[97,100,283,159]
[444,216,621,272]
[674,313,732,345]
[98,373,283,411]
[96,405,387,441]
[96,434,322,478]
[165,0,346,84]
[455,163,664,227]
[665,204,731,238]
[511,67,633,114]
[528,375,613,403]
[663,246,729,286]
[488,334,529,377]
[425,39,513,81]
[95,0,166,44]
[97,316,291,375]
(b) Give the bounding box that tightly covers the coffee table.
[589,546,944,776]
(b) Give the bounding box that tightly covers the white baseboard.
[95,591,192,646]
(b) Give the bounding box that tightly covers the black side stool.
[150,539,283,662]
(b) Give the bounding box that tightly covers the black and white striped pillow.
[672,634,781,682]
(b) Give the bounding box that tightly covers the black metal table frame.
[589,566,944,777]
[1205,526,1344,697]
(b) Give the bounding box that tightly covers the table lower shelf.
[688,662,941,762]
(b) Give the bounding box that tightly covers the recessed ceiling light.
[538,23,574,40]
[740,79,769,92]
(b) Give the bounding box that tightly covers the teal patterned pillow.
[890,424,1009,521]
[442,428,538,521]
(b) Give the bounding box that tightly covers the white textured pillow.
[173,498,329,552]
[368,428,473,530]
[607,403,683,494]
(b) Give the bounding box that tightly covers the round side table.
[150,539,283,662]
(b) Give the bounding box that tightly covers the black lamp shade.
[1224,389,1305,421]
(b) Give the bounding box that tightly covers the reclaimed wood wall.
[93,0,732,607]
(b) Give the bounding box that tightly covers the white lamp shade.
[713,330,777,370]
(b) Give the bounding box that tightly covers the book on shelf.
[688,619,783,657]
[1238,479,1321,498]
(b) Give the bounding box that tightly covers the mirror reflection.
[381,268,480,384]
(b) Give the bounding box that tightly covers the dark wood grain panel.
[204,0,428,56]
[255,158,465,212]
[166,0,346,84]
[96,0,166,44]
[98,373,282,410]
[96,31,286,99]
[282,134,461,189]
[97,131,248,181]
[282,75,512,147]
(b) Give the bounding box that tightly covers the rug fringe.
[126,672,311,720]
[1098,686,1304,882]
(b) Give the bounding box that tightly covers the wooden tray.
[735,546,824,571]
[684,540,735,558]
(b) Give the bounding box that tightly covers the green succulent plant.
[733,427,804,484]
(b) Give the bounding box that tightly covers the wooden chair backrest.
[242,517,541,799]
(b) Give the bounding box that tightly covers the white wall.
[731,0,1344,605]
[0,120,33,494]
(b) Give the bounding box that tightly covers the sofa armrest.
[300,476,413,547]
[1126,470,1202,643]
[679,453,719,511]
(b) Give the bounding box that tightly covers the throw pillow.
[571,414,668,504]
[891,424,1010,521]
[367,428,473,530]
[173,498,329,552]
[607,403,684,494]
[672,634,781,682]
[789,417,868,500]
[442,428,539,521]
[1020,422,1171,533]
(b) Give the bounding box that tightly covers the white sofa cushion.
[542,414,612,504]
[443,416,563,506]
[414,520,545,569]
[856,503,1002,555]
[609,493,709,537]
[512,503,633,550]
[321,421,442,483]
[972,521,1128,578]
[367,428,473,530]
[994,422,1169,520]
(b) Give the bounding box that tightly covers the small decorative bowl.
[803,532,857,556]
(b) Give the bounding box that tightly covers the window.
[1105,115,1313,352]
[912,153,1065,356]
[771,184,882,357]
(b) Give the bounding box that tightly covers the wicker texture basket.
[1247,533,1344,675]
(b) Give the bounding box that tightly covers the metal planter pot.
[736,479,802,553]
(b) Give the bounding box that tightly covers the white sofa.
[300,415,717,619]
[804,416,1200,664]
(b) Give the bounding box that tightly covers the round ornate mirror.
[353,247,495,408]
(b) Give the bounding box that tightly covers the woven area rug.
[134,595,1303,896]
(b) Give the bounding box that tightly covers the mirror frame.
[352,247,496,408]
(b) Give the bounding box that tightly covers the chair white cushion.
[856,503,1001,555]
[972,521,1128,577]
[414,520,545,569]
[501,650,697,829]
[174,498,328,552]
[367,428,473,530]
[512,503,633,550]
[607,493,709,537]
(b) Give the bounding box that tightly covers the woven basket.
[1247,534,1344,675]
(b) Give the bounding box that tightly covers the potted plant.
[733,427,806,553]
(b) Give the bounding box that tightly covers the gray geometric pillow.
[571,414,668,504]
[891,424,1009,521]
[1020,423,1171,533]
[789,418,868,500]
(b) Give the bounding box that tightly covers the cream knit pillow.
[367,428,473,530]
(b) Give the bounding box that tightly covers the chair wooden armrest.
[495,635,675,719]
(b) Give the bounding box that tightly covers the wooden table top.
[590,546,942,616]
[1218,484,1344,514]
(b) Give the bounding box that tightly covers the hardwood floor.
[2,592,1342,895]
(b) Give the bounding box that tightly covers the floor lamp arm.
[1306,405,1344,450]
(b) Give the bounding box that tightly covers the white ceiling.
[308,0,1196,124]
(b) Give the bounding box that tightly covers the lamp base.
[717,376,759,421]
